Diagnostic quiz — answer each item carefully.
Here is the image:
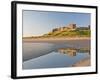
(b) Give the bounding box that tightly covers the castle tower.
[68,24,76,29]
[88,25,90,29]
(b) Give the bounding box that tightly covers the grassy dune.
[23,28,90,39]
[43,29,90,38]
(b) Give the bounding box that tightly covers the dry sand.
[23,37,90,45]
[23,37,90,42]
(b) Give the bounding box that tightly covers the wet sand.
[23,38,90,62]
[23,37,90,48]
[72,57,90,67]
[23,37,90,61]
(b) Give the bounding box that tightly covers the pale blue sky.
[23,10,90,37]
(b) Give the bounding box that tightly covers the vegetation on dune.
[43,29,90,37]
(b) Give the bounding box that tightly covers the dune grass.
[43,29,90,38]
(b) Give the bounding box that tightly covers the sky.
[23,10,90,37]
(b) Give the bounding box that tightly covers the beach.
[23,37,90,48]
[23,37,90,42]
[23,37,90,62]
[72,57,90,67]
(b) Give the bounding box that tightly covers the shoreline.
[23,37,90,42]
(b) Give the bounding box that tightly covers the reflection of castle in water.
[58,48,90,57]
[58,48,77,57]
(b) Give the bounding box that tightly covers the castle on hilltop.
[52,24,76,32]
[52,24,90,32]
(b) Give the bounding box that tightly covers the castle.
[52,24,90,32]
[52,24,76,32]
